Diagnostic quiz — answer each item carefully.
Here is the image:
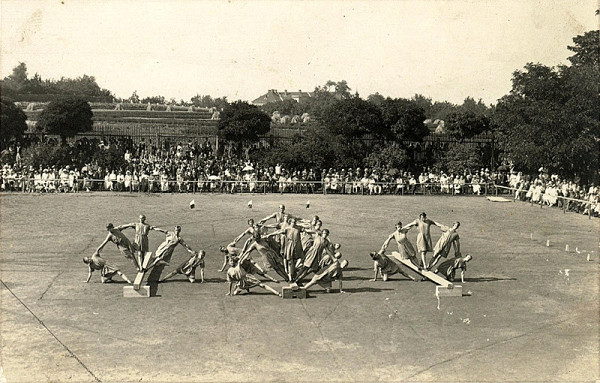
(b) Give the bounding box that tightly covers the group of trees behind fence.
[1,30,597,184]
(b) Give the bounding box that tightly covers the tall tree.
[321,96,385,138]
[379,98,428,142]
[35,97,93,143]
[567,30,599,68]
[446,109,490,139]
[3,62,28,91]
[218,101,271,154]
[0,97,28,150]
[493,30,599,182]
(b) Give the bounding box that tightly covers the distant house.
[251,89,314,106]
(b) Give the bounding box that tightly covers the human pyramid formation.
[84,207,472,297]
[84,215,204,285]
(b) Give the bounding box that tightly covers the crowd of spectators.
[507,169,599,216]
[0,137,597,217]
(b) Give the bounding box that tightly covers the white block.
[123,285,150,298]
[435,285,463,297]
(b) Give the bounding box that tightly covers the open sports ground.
[0,192,598,382]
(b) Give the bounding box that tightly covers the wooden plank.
[392,252,453,288]
[132,271,145,291]
[123,285,150,298]
[141,252,153,269]
[436,285,463,297]
[132,253,154,290]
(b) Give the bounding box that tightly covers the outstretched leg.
[397,268,416,281]
[428,254,442,269]
[117,271,133,284]
[258,271,280,283]
[259,283,281,296]
[294,267,312,283]
[272,264,289,281]
[159,270,179,282]
[303,274,323,290]
[145,256,169,271]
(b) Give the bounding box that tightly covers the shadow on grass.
[157,277,226,284]
[343,275,374,281]
[463,276,517,283]
[234,290,285,297]
[339,286,396,294]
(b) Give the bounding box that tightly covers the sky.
[1,0,597,105]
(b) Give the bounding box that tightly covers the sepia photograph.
[0,1,598,382]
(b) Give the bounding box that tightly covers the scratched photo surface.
[1,1,598,382]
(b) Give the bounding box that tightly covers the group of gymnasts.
[372,212,472,283]
[83,214,205,284]
[218,204,348,296]
[83,207,472,297]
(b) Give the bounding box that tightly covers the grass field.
[1,193,598,383]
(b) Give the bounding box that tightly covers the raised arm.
[303,228,319,236]
[115,223,134,230]
[96,234,112,253]
[233,228,252,244]
[178,238,196,255]
[430,219,445,229]
[240,237,253,255]
[379,233,394,254]
[153,227,169,234]
[238,248,253,265]
[402,220,418,231]
[258,212,277,225]
[266,229,284,238]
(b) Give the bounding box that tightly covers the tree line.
[1,30,598,184]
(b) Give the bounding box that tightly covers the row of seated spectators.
[0,138,597,217]
[506,170,599,215]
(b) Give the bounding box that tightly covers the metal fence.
[3,177,495,196]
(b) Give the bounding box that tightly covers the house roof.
[252,89,314,105]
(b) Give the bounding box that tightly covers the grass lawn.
[1,192,598,382]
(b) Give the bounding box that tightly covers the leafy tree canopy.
[0,97,28,150]
[1,63,113,101]
[446,109,490,140]
[321,96,385,138]
[378,98,428,142]
[218,101,271,144]
[492,31,599,183]
[35,97,93,142]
